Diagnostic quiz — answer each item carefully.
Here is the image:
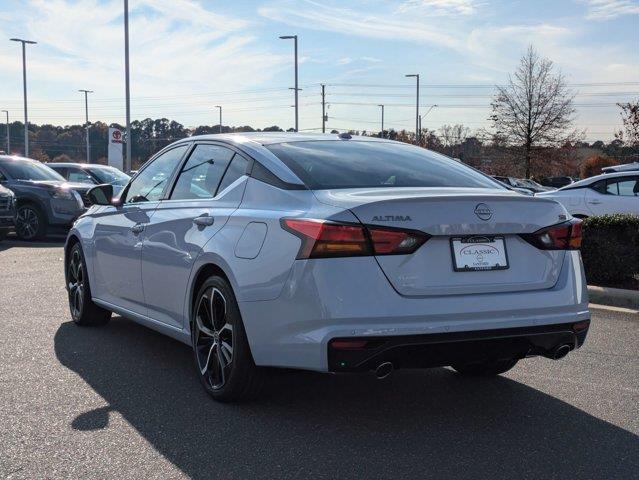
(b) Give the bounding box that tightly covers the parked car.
[601,162,639,174]
[0,183,16,240]
[517,178,554,193]
[492,176,535,195]
[0,155,93,240]
[65,133,590,402]
[48,163,130,197]
[539,176,574,188]
[537,171,639,217]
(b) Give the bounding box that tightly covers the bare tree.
[439,124,470,148]
[490,46,576,178]
[616,100,639,147]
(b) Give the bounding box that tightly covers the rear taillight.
[521,218,583,250]
[281,218,429,259]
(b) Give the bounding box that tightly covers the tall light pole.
[321,84,326,133]
[405,74,420,144]
[79,90,93,163]
[215,105,222,134]
[378,104,385,139]
[10,38,36,157]
[124,0,132,173]
[1,110,8,153]
[279,35,298,132]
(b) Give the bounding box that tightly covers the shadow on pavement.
[0,235,65,251]
[55,317,638,479]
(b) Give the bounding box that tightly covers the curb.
[587,285,639,310]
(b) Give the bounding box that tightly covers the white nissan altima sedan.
[536,171,639,217]
[64,133,590,402]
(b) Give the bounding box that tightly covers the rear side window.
[606,177,639,196]
[217,154,249,193]
[171,144,235,200]
[266,141,502,190]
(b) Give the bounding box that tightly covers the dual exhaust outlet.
[372,342,573,379]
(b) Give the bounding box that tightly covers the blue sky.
[0,0,638,140]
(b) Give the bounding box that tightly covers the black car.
[0,183,16,240]
[539,176,574,188]
[0,155,93,240]
[48,163,130,197]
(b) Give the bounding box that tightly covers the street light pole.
[321,84,326,133]
[1,110,8,153]
[378,104,385,139]
[215,105,222,134]
[10,38,36,157]
[405,74,420,144]
[124,0,132,173]
[79,90,93,163]
[279,35,298,132]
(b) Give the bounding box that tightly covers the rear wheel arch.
[189,263,233,328]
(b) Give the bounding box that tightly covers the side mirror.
[87,184,114,206]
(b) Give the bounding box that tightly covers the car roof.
[48,162,113,169]
[172,132,394,147]
[0,155,37,163]
[560,171,637,190]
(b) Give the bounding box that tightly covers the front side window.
[170,145,235,200]
[266,141,503,190]
[125,145,188,203]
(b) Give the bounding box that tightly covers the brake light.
[521,218,582,250]
[281,219,429,259]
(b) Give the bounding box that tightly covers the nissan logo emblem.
[474,203,492,221]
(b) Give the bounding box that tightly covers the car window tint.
[125,145,188,203]
[610,178,639,197]
[217,154,249,194]
[266,141,502,190]
[170,145,235,200]
[591,180,606,194]
[68,169,95,184]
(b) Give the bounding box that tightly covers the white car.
[537,171,639,217]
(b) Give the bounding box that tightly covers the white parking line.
[588,303,639,315]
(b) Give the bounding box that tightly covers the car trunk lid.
[314,187,568,296]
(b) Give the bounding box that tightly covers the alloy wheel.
[194,287,234,390]
[67,249,85,320]
[16,207,39,240]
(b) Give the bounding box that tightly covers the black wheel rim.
[194,287,233,390]
[67,249,84,320]
[16,207,38,239]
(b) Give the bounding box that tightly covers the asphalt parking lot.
[0,238,638,479]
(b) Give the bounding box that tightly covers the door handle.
[193,215,214,227]
[588,200,602,205]
[131,223,146,234]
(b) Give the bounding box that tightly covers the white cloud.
[396,0,479,16]
[0,0,291,126]
[258,0,464,51]
[337,57,353,65]
[580,0,639,20]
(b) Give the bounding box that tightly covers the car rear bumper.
[239,251,589,372]
[328,320,589,372]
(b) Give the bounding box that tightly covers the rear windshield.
[266,141,503,190]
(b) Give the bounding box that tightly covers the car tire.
[192,276,263,402]
[66,242,112,326]
[15,204,47,240]
[452,358,518,376]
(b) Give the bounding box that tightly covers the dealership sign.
[108,128,124,171]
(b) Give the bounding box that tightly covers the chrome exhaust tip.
[551,344,572,360]
[375,362,394,379]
